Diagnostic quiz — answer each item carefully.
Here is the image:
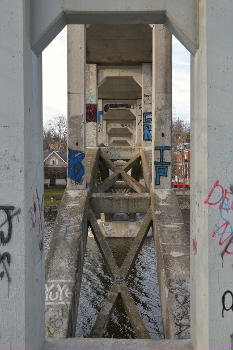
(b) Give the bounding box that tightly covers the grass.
[44,187,65,208]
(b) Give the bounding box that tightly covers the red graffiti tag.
[193,238,197,256]
[204,180,233,256]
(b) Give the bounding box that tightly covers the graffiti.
[204,180,233,256]
[29,188,44,251]
[222,290,233,318]
[45,280,73,305]
[0,206,20,286]
[86,104,97,122]
[58,220,72,248]
[193,238,197,256]
[154,146,171,185]
[97,111,103,124]
[68,149,85,184]
[0,206,20,244]
[143,112,152,141]
[106,149,121,159]
[0,252,11,283]
[46,309,65,336]
[169,279,190,338]
[87,92,96,104]
[144,93,152,105]
[104,104,133,113]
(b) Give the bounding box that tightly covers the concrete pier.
[1,1,233,349]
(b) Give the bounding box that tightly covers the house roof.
[44,151,67,164]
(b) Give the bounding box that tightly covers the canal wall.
[45,148,99,337]
[152,189,190,339]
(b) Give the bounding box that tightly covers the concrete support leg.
[97,99,103,145]
[142,63,152,147]
[152,25,172,190]
[67,25,86,189]
[136,99,142,146]
[0,1,44,349]
[86,64,98,146]
[191,1,233,349]
[103,119,107,146]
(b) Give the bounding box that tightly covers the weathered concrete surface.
[151,190,190,340]
[87,25,152,65]
[91,193,150,213]
[43,337,192,350]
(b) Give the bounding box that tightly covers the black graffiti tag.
[0,252,11,282]
[169,279,190,338]
[0,206,20,286]
[0,206,21,245]
[222,290,233,318]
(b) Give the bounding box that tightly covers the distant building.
[44,151,67,187]
[175,137,190,186]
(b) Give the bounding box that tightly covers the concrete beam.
[31,0,198,55]
[44,338,192,350]
[98,66,142,89]
[91,193,151,213]
[121,282,150,338]
[121,172,148,193]
[87,25,152,65]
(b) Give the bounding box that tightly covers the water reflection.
[76,235,164,339]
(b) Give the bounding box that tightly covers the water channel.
[44,198,190,339]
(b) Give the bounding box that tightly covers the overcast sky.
[42,27,190,125]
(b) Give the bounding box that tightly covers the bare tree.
[43,115,67,152]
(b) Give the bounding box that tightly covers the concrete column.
[86,64,98,146]
[142,63,152,147]
[0,1,44,349]
[67,25,86,189]
[152,25,172,190]
[136,99,142,146]
[191,1,233,349]
[97,99,103,145]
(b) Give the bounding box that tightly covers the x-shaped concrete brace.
[88,207,152,338]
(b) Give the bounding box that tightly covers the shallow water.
[44,213,164,339]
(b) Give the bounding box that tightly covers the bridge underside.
[46,147,190,342]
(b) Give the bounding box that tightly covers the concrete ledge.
[45,190,88,337]
[91,193,151,213]
[100,146,141,160]
[151,189,190,340]
[45,149,99,338]
[43,338,192,350]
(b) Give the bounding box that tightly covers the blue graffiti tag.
[143,112,152,141]
[154,146,171,185]
[68,149,85,184]
[98,111,103,124]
